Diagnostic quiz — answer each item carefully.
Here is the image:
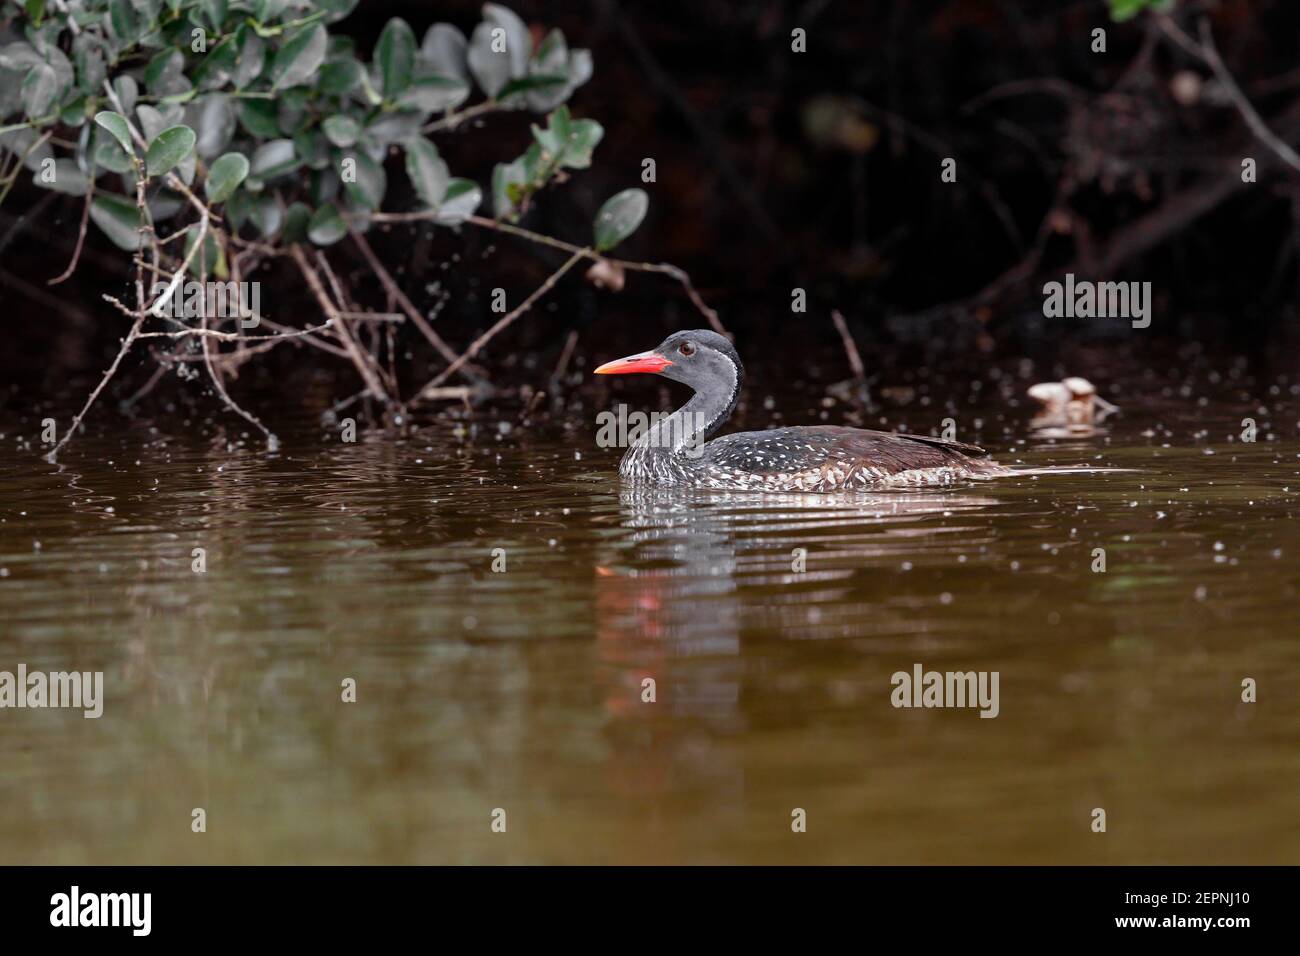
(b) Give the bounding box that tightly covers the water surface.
[1,372,1297,864]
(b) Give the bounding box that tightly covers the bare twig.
[48,184,94,285]
[420,248,587,393]
[349,229,467,368]
[1156,13,1300,173]
[47,315,144,461]
[290,244,392,405]
[47,101,153,460]
[421,99,501,134]
[422,386,472,401]
[166,177,277,448]
[119,361,168,410]
[830,309,871,408]
[369,212,728,334]
[551,329,579,382]
[315,249,400,401]
[201,303,278,448]
[251,316,352,359]
[830,309,866,380]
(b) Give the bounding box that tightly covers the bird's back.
[697,426,1008,491]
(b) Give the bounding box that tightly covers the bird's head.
[593,329,742,394]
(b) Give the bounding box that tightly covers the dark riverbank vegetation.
[1,0,720,455]
[2,0,1298,453]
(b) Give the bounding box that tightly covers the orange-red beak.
[593,350,673,375]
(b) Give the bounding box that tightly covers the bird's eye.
[678,342,695,356]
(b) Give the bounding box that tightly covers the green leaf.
[249,137,297,180]
[364,111,424,146]
[562,118,602,169]
[271,23,326,90]
[92,128,134,173]
[205,152,249,203]
[233,26,265,88]
[420,23,468,82]
[434,178,481,226]
[135,104,169,143]
[144,50,185,96]
[532,29,568,75]
[108,0,140,44]
[316,0,360,22]
[237,98,280,138]
[255,0,290,22]
[94,110,135,156]
[277,87,312,135]
[530,44,592,113]
[283,201,311,243]
[0,42,42,73]
[467,4,532,100]
[225,189,251,230]
[357,67,383,106]
[341,149,386,210]
[398,72,470,113]
[89,194,142,251]
[21,61,59,118]
[200,0,229,31]
[529,107,602,173]
[318,57,361,95]
[247,194,283,238]
[498,73,567,104]
[32,158,89,196]
[72,36,107,95]
[112,75,139,115]
[44,45,76,93]
[1109,0,1174,19]
[531,104,572,157]
[192,93,236,159]
[594,188,648,252]
[192,35,239,90]
[483,4,530,76]
[308,202,347,245]
[294,129,331,169]
[467,21,509,98]
[486,107,604,222]
[309,167,339,205]
[147,192,185,224]
[492,158,526,220]
[145,124,196,177]
[60,97,88,127]
[403,137,448,208]
[322,114,360,148]
[376,17,416,99]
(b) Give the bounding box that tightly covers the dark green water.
[0,371,1297,863]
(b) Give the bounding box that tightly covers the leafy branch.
[0,1,722,456]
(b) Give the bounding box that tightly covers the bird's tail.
[1005,465,1136,477]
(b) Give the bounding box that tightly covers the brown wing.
[881,431,987,455]
[705,426,986,477]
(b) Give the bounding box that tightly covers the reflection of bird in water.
[594,484,1000,713]
[592,484,1000,811]
[1027,377,1118,438]
[595,485,742,726]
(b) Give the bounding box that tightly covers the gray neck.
[636,366,740,457]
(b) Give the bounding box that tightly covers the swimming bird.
[594,330,1027,492]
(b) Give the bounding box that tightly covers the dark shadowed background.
[3,0,1299,417]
